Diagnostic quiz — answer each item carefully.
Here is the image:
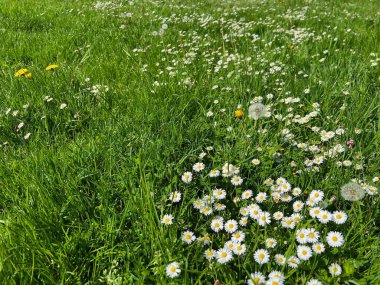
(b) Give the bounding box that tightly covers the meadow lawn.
[0,0,379,284]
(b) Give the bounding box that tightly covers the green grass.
[0,0,379,284]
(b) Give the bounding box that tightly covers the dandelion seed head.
[248,103,267,120]
[340,182,365,201]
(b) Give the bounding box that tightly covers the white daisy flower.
[265,238,277,248]
[297,245,312,261]
[182,231,196,244]
[209,169,220,177]
[291,213,302,223]
[312,243,325,254]
[309,190,324,202]
[213,188,226,200]
[254,249,270,264]
[181,171,192,183]
[242,189,253,200]
[271,192,281,202]
[239,207,249,216]
[193,199,204,210]
[231,165,240,174]
[231,176,243,186]
[161,214,173,225]
[224,240,236,251]
[332,211,348,224]
[366,186,378,195]
[326,231,344,247]
[317,210,332,224]
[249,204,262,219]
[268,271,285,282]
[258,211,271,226]
[307,279,322,285]
[255,192,267,203]
[265,278,284,285]
[273,211,284,220]
[309,207,322,218]
[233,243,246,255]
[281,217,295,229]
[306,197,318,207]
[279,182,291,193]
[252,159,261,165]
[200,206,213,216]
[239,217,248,227]
[193,162,205,172]
[293,200,304,212]
[211,218,224,232]
[280,194,292,202]
[248,272,266,285]
[342,160,352,167]
[287,256,300,268]
[224,219,238,233]
[328,263,342,276]
[169,191,181,203]
[296,229,308,244]
[165,262,181,278]
[231,231,245,243]
[306,228,320,243]
[204,249,215,260]
[214,203,226,211]
[216,248,233,264]
[274,254,286,265]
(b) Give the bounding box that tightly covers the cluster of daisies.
[158,91,379,284]
[210,94,376,175]
[161,155,377,284]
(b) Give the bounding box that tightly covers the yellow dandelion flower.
[234,109,244,119]
[46,64,59,71]
[15,68,28,77]
[24,72,32,79]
